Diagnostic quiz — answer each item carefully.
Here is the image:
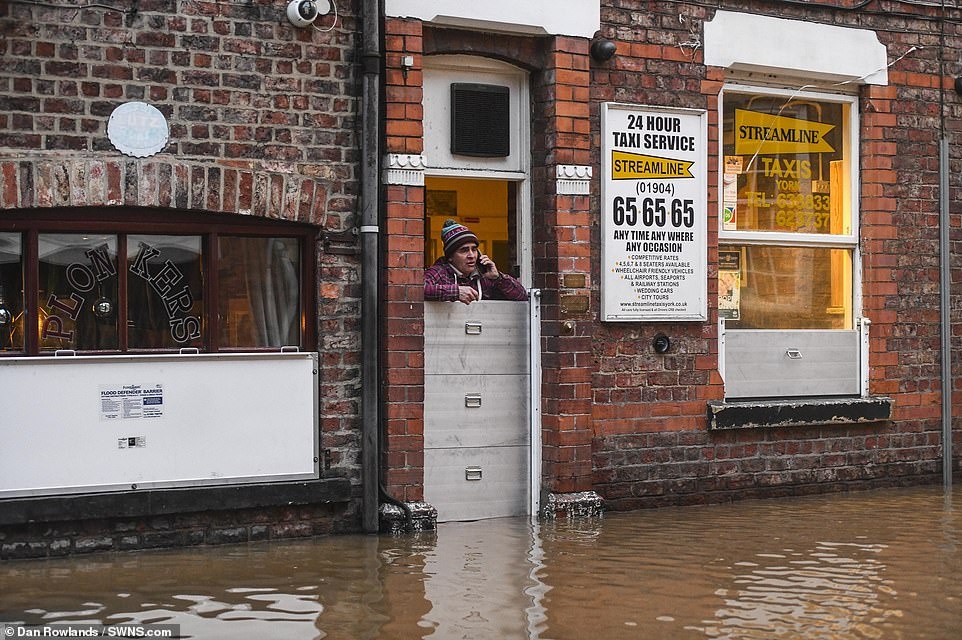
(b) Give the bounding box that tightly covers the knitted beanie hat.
[441,219,479,258]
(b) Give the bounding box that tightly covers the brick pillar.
[381,18,426,503]
[534,37,596,502]
[859,84,900,400]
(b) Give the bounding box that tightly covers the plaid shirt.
[424,258,528,302]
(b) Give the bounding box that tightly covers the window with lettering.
[38,234,121,351]
[718,86,861,399]
[719,87,856,330]
[127,235,204,350]
[0,210,315,355]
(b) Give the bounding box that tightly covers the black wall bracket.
[321,228,359,255]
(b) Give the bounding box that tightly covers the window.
[0,209,315,355]
[38,233,121,351]
[217,236,302,348]
[0,233,24,351]
[126,235,203,350]
[719,86,860,398]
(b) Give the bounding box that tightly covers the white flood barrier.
[424,298,539,522]
[0,352,319,498]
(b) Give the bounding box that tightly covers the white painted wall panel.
[423,57,527,175]
[705,10,888,85]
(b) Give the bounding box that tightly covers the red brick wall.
[1,0,959,544]
[381,18,426,501]
[589,1,958,509]
[532,37,595,494]
[383,4,960,510]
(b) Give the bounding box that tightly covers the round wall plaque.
[107,102,169,158]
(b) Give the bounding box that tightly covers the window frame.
[719,83,860,241]
[0,208,317,356]
[718,83,863,324]
[717,83,864,400]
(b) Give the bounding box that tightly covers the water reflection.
[1,485,959,639]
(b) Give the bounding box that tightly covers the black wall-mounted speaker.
[450,83,510,157]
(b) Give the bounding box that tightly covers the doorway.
[424,177,521,280]
[421,55,536,521]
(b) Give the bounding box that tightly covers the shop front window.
[127,235,204,350]
[0,210,315,356]
[719,86,860,399]
[38,234,119,352]
[720,87,856,331]
[719,245,853,330]
[218,237,301,349]
[0,233,23,351]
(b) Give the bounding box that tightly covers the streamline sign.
[601,103,708,322]
[734,109,836,155]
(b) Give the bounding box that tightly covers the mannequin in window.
[424,219,527,304]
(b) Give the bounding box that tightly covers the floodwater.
[1,485,960,640]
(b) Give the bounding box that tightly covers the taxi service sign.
[601,103,707,322]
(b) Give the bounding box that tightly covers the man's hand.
[458,285,479,304]
[479,254,500,279]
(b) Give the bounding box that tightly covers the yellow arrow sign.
[611,150,694,179]
[734,109,835,155]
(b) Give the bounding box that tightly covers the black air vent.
[450,83,510,157]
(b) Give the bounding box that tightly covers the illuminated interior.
[424,176,518,277]
[720,90,854,330]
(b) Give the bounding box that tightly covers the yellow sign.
[611,150,694,179]
[734,109,835,155]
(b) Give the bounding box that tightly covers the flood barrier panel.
[424,300,534,522]
[0,352,319,498]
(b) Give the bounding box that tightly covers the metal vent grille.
[450,83,510,157]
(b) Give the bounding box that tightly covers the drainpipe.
[360,0,382,532]
[939,4,953,488]
[940,136,952,488]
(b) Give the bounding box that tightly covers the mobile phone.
[479,260,492,273]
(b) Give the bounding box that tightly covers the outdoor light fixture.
[652,333,671,354]
[590,38,617,62]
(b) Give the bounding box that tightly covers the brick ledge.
[707,396,893,430]
[0,477,351,526]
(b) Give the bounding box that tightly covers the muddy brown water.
[1,485,959,639]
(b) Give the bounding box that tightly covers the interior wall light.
[590,38,617,62]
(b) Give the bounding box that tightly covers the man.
[424,219,528,304]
